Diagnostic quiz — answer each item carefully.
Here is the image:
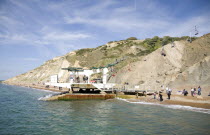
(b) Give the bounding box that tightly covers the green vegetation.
[76,48,93,56]
[126,37,138,40]
[141,36,198,51]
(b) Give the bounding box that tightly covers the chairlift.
[186,32,192,43]
[195,25,199,35]
[187,38,192,43]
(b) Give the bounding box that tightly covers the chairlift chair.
[195,26,199,35]
[187,38,192,43]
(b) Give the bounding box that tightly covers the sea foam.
[117,97,210,114]
[38,94,53,100]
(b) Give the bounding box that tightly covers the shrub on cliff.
[126,37,138,40]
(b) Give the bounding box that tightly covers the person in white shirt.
[166,87,169,94]
[191,88,194,97]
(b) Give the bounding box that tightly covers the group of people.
[182,86,202,97]
[153,91,164,101]
[70,75,89,83]
[153,86,203,102]
[153,87,172,102]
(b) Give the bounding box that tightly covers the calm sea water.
[0,84,210,135]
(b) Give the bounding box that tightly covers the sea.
[0,83,210,135]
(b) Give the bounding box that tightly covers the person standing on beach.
[159,92,163,101]
[166,87,169,94]
[198,86,201,96]
[191,88,194,97]
[194,88,196,96]
[153,92,157,99]
[167,88,172,99]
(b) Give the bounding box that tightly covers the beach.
[3,82,210,109]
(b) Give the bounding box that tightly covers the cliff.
[4,34,210,95]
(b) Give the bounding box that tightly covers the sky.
[0,0,210,80]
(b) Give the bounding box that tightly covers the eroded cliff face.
[109,34,210,94]
[4,56,70,84]
[4,34,210,94]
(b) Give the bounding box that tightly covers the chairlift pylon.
[187,32,192,43]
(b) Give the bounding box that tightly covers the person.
[182,89,186,94]
[159,92,163,101]
[83,75,86,83]
[191,88,194,97]
[85,76,88,83]
[194,88,196,96]
[183,89,188,96]
[70,76,74,83]
[166,87,169,94]
[76,76,80,83]
[198,86,201,96]
[167,88,172,99]
[153,92,157,99]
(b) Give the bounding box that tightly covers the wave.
[117,98,210,114]
[38,94,54,100]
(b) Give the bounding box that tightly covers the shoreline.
[2,82,210,109]
[118,94,210,109]
[2,82,66,93]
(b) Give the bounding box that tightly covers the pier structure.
[43,66,158,100]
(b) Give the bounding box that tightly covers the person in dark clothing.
[83,75,86,82]
[167,89,171,99]
[159,92,163,101]
[198,86,201,96]
[182,89,186,95]
[76,76,80,83]
[183,89,188,96]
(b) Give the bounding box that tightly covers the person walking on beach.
[191,88,194,97]
[167,88,172,99]
[198,86,201,96]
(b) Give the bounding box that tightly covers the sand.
[125,93,210,109]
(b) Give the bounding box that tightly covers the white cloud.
[43,32,91,41]
[23,58,39,61]
[63,0,172,34]
[160,16,210,37]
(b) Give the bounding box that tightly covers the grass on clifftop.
[65,35,196,72]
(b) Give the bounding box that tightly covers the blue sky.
[0,0,210,80]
